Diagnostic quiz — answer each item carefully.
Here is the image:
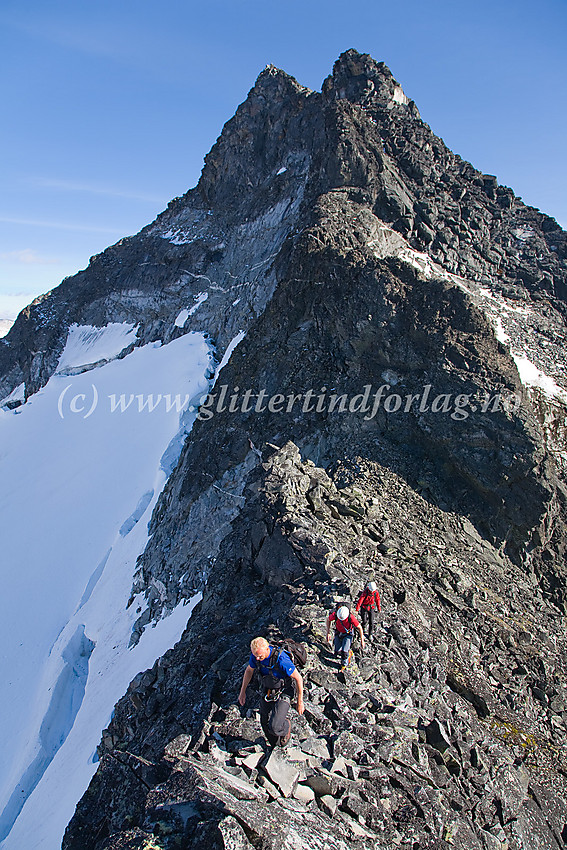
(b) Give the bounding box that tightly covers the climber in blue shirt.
[238,636,304,748]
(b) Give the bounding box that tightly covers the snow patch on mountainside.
[0,332,213,849]
[188,291,208,315]
[175,308,189,328]
[173,291,209,328]
[365,220,567,399]
[512,354,567,403]
[215,330,246,376]
[0,382,25,407]
[512,226,536,241]
[55,322,139,375]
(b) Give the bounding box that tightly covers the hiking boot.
[347,649,354,667]
[279,723,292,748]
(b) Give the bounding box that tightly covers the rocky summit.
[2,49,567,849]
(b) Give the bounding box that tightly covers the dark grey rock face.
[63,444,567,850]
[3,48,566,849]
[123,50,566,628]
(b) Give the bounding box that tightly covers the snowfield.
[0,326,213,849]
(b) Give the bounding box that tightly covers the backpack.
[265,640,307,672]
[359,589,378,609]
[278,638,307,669]
[258,640,307,692]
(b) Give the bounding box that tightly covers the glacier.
[0,326,212,848]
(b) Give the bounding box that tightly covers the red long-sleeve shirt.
[356,589,381,612]
[328,611,360,634]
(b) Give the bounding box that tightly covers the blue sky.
[1,0,566,324]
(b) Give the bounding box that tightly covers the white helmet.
[367,581,377,592]
[337,606,349,621]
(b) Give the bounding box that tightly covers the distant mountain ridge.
[0,319,13,338]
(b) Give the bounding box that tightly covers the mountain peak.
[250,62,311,99]
[197,63,311,210]
[334,47,393,79]
[323,48,411,109]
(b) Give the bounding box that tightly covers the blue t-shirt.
[249,646,295,681]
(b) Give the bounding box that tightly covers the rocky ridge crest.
[64,443,567,850]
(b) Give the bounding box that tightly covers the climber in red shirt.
[326,605,365,667]
[355,581,381,638]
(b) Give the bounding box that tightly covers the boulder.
[300,736,331,760]
[263,748,300,798]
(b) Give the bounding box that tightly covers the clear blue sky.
[1,0,565,323]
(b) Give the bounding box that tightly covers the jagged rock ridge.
[64,443,567,850]
[1,49,566,849]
